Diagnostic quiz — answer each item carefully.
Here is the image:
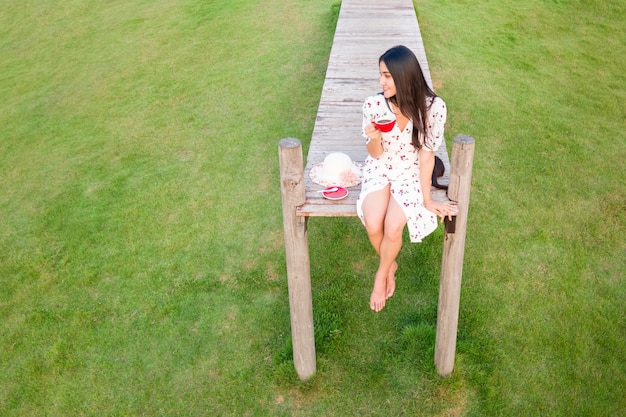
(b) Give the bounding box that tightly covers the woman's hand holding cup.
[365,121,382,142]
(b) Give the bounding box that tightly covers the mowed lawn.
[1,0,624,416]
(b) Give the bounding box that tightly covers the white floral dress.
[356,94,447,243]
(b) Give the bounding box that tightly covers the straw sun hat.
[310,152,362,188]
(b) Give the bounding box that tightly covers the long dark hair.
[380,45,437,150]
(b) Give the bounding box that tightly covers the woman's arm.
[419,149,436,206]
[419,148,458,221]
[361,97,384,158]
[364,122,383,158]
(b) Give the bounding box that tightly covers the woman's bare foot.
[370,269,388,312]
[386,261,398,299]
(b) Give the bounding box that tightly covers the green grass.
[1,0,624,415]
[421,1,625,415]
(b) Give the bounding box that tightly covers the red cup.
[374,119,396,132]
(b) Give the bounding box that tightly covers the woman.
[356,45,458,312]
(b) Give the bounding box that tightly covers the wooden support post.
[435,134,475,376]
[278,138,316,380]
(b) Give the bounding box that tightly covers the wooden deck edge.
[297,187,450,217]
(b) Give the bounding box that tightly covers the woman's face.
[379,61,396,98]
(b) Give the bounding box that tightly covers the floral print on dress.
[356,93,447,243]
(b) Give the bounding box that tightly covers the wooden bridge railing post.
[435,134,475,376]
[278,138,316,380]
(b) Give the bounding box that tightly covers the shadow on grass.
[269,217,454,382]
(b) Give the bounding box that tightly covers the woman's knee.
[383,219,405,240]
[364,215,384,235]
[383,198,407,237]
[361,189,390,235]
[383,209,407,239]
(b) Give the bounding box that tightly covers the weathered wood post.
[278,138,316,380]
[435,134,475,376]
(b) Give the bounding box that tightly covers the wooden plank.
[299,0,449,217]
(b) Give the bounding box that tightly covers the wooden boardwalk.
[298,0,451,217]
[279,0,475,379]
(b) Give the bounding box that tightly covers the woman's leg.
[360,185,391,253]
[370,197,407,312]
[361,186,391,311]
